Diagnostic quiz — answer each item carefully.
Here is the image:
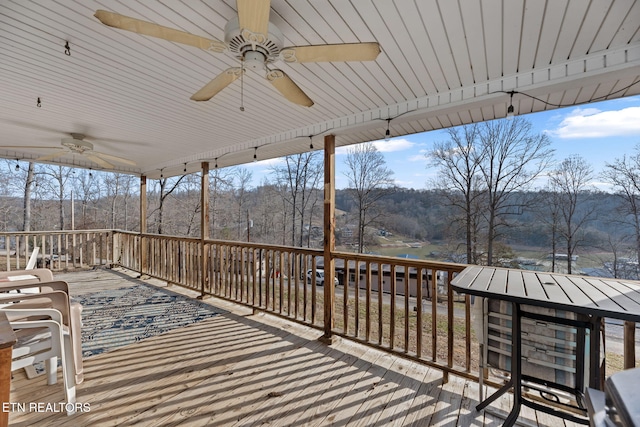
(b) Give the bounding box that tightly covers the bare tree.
[343,142,394,253]
[72,170,101,229]
[209,167,234,239]
[476,118,553,265]
[175,173,202,236]
[149,175,187,234]
[535,187,564,272]
[550,155,595,274]
[39,165,74,230]
[271,152,323,247]
[232,167,253,241]
[603,146,640,271]
[430,125,485,264]
[0,162,18,231]
[22,163,36,231]
[252,179,282,243]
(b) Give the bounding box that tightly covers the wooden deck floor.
[8,268,582,426]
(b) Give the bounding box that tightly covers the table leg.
[502,302,522,427]
[476,379,513,411]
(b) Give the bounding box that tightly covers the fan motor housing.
[224,16,283,61]
[62,136,93,153]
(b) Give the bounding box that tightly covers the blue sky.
[247,95,640,191]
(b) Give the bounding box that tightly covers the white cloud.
[407,154,428,162]
[548,106,640,138]
[336,138,415,155]
[372,138,415,152]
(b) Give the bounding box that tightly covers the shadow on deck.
[8,268,574,426]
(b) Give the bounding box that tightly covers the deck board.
[7,268,576,426]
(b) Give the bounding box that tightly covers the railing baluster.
[378,262,383,346]
[404,264,410,353]
[366,261,372,342]
[431,268,438,362]
[343,257,349,335]
[390,264,396,350]
[354,259,360,338]
[417,267,423,358]
[294,253,299,319]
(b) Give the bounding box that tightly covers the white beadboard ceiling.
[1,0,639,178]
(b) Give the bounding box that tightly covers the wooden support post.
[0,312,17,427]
[139,175,147,275]
[321,134,336,344]
[200,162,210,299]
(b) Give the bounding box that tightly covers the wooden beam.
[0,311,17,427]
[140,175,147,233]
[200,162,210,298]
[140,175,147,274]
[321,134,336,344]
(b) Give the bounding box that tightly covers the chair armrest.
[2,308,64,325]
[0,280,70,296]
[0,291,71,326]
[0,268,54,283]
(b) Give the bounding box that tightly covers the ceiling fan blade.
[0,146,63,149]
[237,0,271,37]
[84,154,114,169]
[266,70,313,107]
[191,68,243,101]
[93,152,137,166]
[281,42,381,63]
[94,10,226,52]
[36,151,67,162]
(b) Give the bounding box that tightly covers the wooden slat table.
[451,266,640,427]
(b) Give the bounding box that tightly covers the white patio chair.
[0,283,83,384]
[2,307,77,415]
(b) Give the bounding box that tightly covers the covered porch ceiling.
[1,0,639,179]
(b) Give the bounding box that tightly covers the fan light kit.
[94,0,381,107]
[0,133,137,169]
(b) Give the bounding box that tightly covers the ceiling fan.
[1,133,137,169]
[94,0,381,107]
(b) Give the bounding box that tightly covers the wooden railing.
[329,252,471,380]
[112,231,474,380]
[0,230,114,272]
[2,229,635,383]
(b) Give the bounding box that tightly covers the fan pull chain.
[240,67,245,112]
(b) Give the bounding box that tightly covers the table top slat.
[550,275,597,307]
[590,279,640,313]
[488,268,508,295]
[470,267,494,293]
[451,266,640,323]
[506,270,526,297]
[535,273,573,305]
[569,276,626,313]
[451,265,482,291]
[521,271,548,301]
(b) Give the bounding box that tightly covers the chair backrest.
[25,247,40,270]
[484,299,589,390]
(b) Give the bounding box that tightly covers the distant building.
[547,253,579,262]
